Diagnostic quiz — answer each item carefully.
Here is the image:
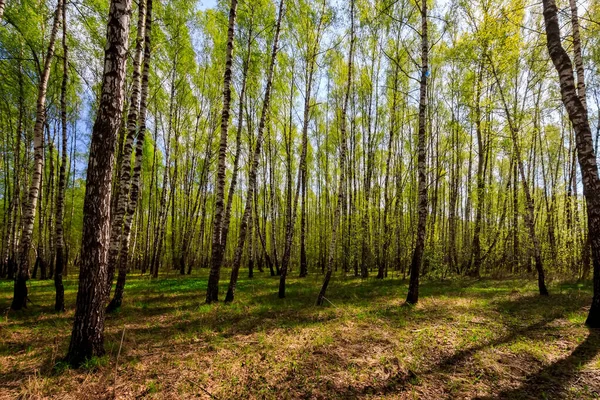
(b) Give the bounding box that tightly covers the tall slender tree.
[206,0,239,303]
[105,0,146,297]
[297,0,328,280]
[225,0,285,303]
[316,0,354,306]
[468,60,485,277]
[54,0,68,312]
[487,55,549,296]
[107,0,153,312]
[11,0,63,310]
[220,14,254,275]
[406,0,428,305]
[542,0,600,327]
[66,0,133,365]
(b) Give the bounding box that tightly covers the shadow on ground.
[0,273,597,399]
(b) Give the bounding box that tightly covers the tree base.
[278,275,286,298]
[586,305,600,329]
[11,277,28,311]
[224,288,234,303]
[205,270,220,304]
[405,291,418,305]
[54,291,65,312]
[106,297,122,313]
[538,278,549,296]
[65,345,106,368]
[316,270,332,306]
[404,299,417,306]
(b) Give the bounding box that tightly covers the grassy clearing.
[1,270,599,399]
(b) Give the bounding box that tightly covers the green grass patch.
[0,271,598,399]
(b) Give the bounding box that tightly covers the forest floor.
[1,270,599,399]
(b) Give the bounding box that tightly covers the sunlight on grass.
[0,272,598,399]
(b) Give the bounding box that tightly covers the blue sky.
[198,0,217,10]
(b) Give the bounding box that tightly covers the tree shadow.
[1,274,596,399]
[475,329,600,399]
[352,293,593,397]
[358,317,558,396]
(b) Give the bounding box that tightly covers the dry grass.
[1,270,599,399]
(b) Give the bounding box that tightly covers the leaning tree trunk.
[569,0,586,112]
[316,0,354,306]
[66,0,132,365]
[280,50,315,293]
[280,68,296,292]
[206,0,238,304]
[406,0,428,305]
[219,21,253,267]
[268,132,280,276]
[7,58,24,280]
[247,210,254,278]
[105,0,146,297]
[513,139,549,295]
[299,167,308,277]
[107,0,153,313]
[469,61,485,277]
[570,0,593,280]
[298,6,326,278]
[379,75,396,279]
[298,68,314,281]
[3,58,23,278]
[54,0,68,312]
[11,0,62,310]
[225,0,284,303]
[488,56,549,296]
[542,0,600,327]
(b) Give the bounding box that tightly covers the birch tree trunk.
[488,57,549,296]
[298,65,315,281]
[206,0,238,303]
[2,57,23,279]
[513,138,548,295]
[280,65,296,292]
[54,0,68,312]
[469,61,484,277]
[268,131,280,276]
[378,60,399,279]
[225,0,284,303]
[316,0,354,306]
[299,0,326,279]
[569,0,586,112]
[406,0,428,305]
[220,21,253,264]
[107,0,153,312]
[105,0,146,296]
[542,0,600,327]
[11,0,63,310]
[66,0,132,365]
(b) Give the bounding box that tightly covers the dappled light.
[1,273,599,398]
